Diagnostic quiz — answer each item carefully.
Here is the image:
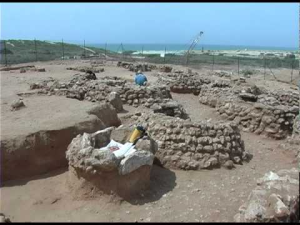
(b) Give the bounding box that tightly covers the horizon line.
[2,39,297,50]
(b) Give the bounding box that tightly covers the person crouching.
[135,70,148,86]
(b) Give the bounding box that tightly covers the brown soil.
[0,59,298,222]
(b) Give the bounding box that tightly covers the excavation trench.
[1,96,121,182]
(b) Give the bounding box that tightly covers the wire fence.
[0,39,299,84]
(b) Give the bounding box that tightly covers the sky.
[0,3,298,48]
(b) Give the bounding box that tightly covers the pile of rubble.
[135,112,251,170]
[234,168,299,222]
[66,66,104,73]
[199,83,299,139]
[66,127,155,199]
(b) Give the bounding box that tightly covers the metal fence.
[1,39,299,85]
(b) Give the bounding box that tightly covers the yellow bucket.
[128,128,142,143]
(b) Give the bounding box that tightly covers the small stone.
[223,160,234,169]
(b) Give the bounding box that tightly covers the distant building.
[74,55,81,59]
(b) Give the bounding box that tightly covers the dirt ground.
[0,59,298,222]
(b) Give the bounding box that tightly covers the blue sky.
[1,3,298,48]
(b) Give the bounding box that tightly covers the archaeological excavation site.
[0,57,299,223]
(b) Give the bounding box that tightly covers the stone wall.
[157,72,211,95]
[217,102,298,139]
[199,83,299,139]
[66,66,104,73]
[117,61,157,72]
[66,127,154,199]
[29,74,189,119]
[135,113,251,171]
[258,90,299,108]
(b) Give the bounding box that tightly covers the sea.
[87,43,297,55]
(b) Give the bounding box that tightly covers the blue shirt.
[135,74,147,86]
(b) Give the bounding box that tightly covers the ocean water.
[87,43,297,54]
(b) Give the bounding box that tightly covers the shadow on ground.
[1,167,68,188]
[124,165,177,206]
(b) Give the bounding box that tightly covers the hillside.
[0,40,116,65]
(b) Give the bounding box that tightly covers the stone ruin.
[66,66,104,73]
[117,61,157,72]
[199,82,299,139]
[159,65,173,73]
[278,115,300,168]
[156,70,211,95]
[65,126,155,200]
[29,74,189,119]
[135,112,252,170]
[234,168,299,222]
[211,70,233,78]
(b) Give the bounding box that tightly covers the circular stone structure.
[65,127,154,200]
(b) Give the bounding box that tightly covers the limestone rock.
[0,213,11,223]
[135,136,158,154]
[239,92,258,102]
[20,68,26,73]
[85,71,97,80]
[10,99,25,111]
[223,160,234,169]
[119,150,154,175]
[234,168,299,222]
[37,68,46,72]
[108,92,124,113]
[86,149,120,172]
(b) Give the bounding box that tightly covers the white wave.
[132,50,185,55]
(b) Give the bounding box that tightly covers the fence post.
[104,43,107,58]
[34,38,38,61]
[238,57,240,76]
[164,47,166,64]
[62,39,64,60]
[212,54,215,71]
[264,57,266,80]
[186,52,189,66]
[291,59,295,82]
[121,43,124,60]
[83,40,86,58]
[3,40,8,66]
